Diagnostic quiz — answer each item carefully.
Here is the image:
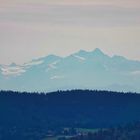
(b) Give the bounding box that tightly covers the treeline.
[0,90,140,139]
[62,122,140,140]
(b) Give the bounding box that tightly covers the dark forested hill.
[0,90,140,139]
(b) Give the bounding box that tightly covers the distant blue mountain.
[0,48,140,92]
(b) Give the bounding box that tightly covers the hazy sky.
[0,0,140,64]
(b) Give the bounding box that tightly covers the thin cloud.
[0,4,139,27]
[1,0,140,8]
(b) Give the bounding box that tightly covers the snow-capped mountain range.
[0,48,140,93]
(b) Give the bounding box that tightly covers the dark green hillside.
[0,90,140,139]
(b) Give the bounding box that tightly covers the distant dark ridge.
[0,89,139,95]
[0,90,140,140]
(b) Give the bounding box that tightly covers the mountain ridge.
[0,48,140,92]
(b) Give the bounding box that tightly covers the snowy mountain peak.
[92,48,104,55]
[77,50,88,55]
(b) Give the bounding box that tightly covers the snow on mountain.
[73,55,86,61]
[50,75,64,80]
[0,64,26,76]
[24,60,44,66]
[46,60,61,72]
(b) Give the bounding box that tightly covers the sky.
[0,0,140,64]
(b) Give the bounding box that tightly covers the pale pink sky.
[0,0,140,64]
